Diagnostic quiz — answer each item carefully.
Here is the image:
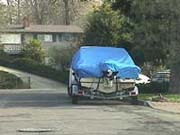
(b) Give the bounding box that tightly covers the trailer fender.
[129,86,139,96]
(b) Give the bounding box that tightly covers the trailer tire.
[72,96,78,104]
[131,96,138,105]
[67,87,72,97]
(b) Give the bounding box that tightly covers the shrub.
[48,46,77,70]
[138,82,170,94]
[0,56,12,67]
[0,45,69,83]
[0,56,69,84]
[0,71,24,89]
[11,58,69,83]
[21,39,45,63]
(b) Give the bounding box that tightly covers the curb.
[138,100,180,114]
[141,101,180,114]
[138,100,153,108]
[17,128,54,133]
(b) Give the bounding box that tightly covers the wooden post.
[28,76,31,89]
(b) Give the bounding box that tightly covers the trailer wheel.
[131,96,138,105]
[72,96,78,104]
[67,87,72,97]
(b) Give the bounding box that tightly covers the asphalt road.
[0,89,180,135]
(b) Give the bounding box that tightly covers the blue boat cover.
[71,46,141,79]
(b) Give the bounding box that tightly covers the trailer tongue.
[68,46,141,104]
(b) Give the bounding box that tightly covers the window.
[37,34,53,42]
[52,34,56,42]
[58,34,63,42]
[59,33,71,41]
[33,34,37,39]
[57,33,78,42]
[62,33,71,41]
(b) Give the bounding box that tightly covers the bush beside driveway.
[0,70,25,89]
[0,52,69,84]
[0,66,66,89]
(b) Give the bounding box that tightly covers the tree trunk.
[63,0,70,25]
[7,0,12,24]
[17,0,21,24]
[170,63,180,93]
[26,0,43,24]
[34,0,42,24]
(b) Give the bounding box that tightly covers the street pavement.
[0,89,180,135]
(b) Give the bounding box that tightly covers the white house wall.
[0,34,21,44]
[0,34,22,54]
[24,34,33,43]
[0,32,81,54]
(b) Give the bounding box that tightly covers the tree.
[111,0,133,16]
[63,0,70,25]
[83,3,133,50]
[22,39,45,63]
[0,0,98,25]
[111,0,180,93]
[166,0,180,93]
[48,46,77,71]
[0,2,9,26]
[6,0,13,24]
[21,0,90,25]
[17,0,20,24]
[23,0,49,24]
[111,0,169,66]
[130,0,180,93]
[0,0,22,24]
[132,0,170,65]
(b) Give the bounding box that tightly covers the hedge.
[0,57,69,84]
[138,82,170,94]
[0,71,24,89]
[0,54,170,90]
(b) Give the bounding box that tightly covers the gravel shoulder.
[150,102,180,114]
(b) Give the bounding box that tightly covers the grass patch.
[0,53,69,84]
[0,70,25,89]
[165,94,180,102]
[139,94,154,101]
[139,93,180,103]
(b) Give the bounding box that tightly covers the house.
[93,0,115,6]
[0,20,84,54]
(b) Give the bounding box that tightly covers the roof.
[0,25,84,33]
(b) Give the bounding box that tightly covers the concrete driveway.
[0,66,65,89]
[0,89,180,135]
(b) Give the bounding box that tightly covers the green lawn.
[139,93,180,102]
[0,70,24,89]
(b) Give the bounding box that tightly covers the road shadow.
[0,91,137,108]
[78,98,131,106]
[0,92,71,108]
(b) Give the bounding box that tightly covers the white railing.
[3,44,22,54]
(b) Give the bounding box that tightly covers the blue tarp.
[71,46,141,79]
